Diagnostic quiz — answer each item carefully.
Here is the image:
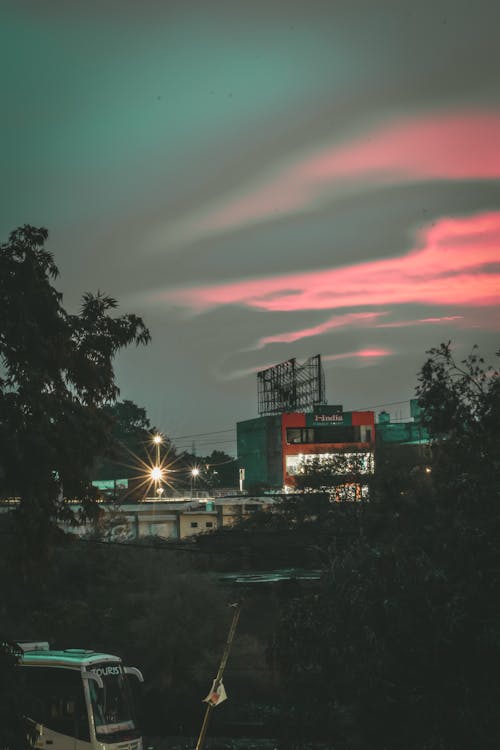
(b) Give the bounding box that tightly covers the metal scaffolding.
[257,354,326,415]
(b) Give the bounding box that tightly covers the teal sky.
[2,4,361,225]
[2,0,500,455]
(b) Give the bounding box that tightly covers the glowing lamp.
[151,467,163,482]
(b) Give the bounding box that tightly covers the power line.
[174,440,237,450]
[162,399,416,454]
[353,399,412,411]
[203,456,237,467]
[175,441,237,450]
[175,436,236,444]
[169,428,235,440]
[150,396,418,447]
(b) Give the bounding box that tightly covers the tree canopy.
[93,399,155,486]
[275,343,500,750]
[0,225,150,554]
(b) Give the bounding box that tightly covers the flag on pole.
[203,679,228,706]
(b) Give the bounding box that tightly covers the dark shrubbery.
[275,344,500,749]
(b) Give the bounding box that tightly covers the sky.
[1,0,500,456]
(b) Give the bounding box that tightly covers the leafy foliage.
[417,342,500,518]
[0,640,36,750]
[94,399,155,487]
[167,449,238,493]
[0,537,246,738]
[292,451,372,499]
[0,226,150,555]
[275,343,500,749]
[202,450,239,488]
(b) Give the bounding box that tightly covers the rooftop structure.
[257,354,326,416]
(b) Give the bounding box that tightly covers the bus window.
[21,667,90,742]
[87,665,138,742]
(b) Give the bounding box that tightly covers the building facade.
[56,496,273,541]
[238,405,375,494]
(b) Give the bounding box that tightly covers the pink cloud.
[167,110,500,241]
[220,349,392,381]
[301,111,500,182]
[324,349,393,362]
[255,311,386,348]
[376,315,463,328]
[218,361,284,381]
[164,211,500,313]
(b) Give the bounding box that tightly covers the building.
[57,496,274,541]
[237,404,375,495]
[376,399,429,447]
[375,399,431,473]
[236,415,283,488]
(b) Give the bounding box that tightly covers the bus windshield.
[88,663,139,741]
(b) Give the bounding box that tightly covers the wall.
[179,510,218,538]
[281,410,375,488]
[237,415,282,488]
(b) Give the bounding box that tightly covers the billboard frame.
[257,354,326,416]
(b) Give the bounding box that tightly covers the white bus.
[18,642,144,750]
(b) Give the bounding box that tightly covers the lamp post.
[151,434,165,500]
[152,433,162,465]
[150,465,164,497]
[190,467,200,499]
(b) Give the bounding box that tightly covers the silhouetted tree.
[0,640,36,750]
[93,399,154,491]
[275,343,500,750]
[0,225,150,560]
[172,449,238,492]
[201,450,238,488]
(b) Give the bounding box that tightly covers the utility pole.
[195,603,241,750]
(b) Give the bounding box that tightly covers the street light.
[152,433,163,468]
[149,433,167,499]
[151,467,163,482]
[150,465,166,501]
[190,467,200,499]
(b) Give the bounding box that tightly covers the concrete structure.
[237,405,376,493]
[374,399,432,476]
[376,399,430,446]
[179,505,217,538]
[236,415,282,488]
[56,496,274,541]
[214,496,271,527]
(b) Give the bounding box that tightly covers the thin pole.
[195,603,241,750]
